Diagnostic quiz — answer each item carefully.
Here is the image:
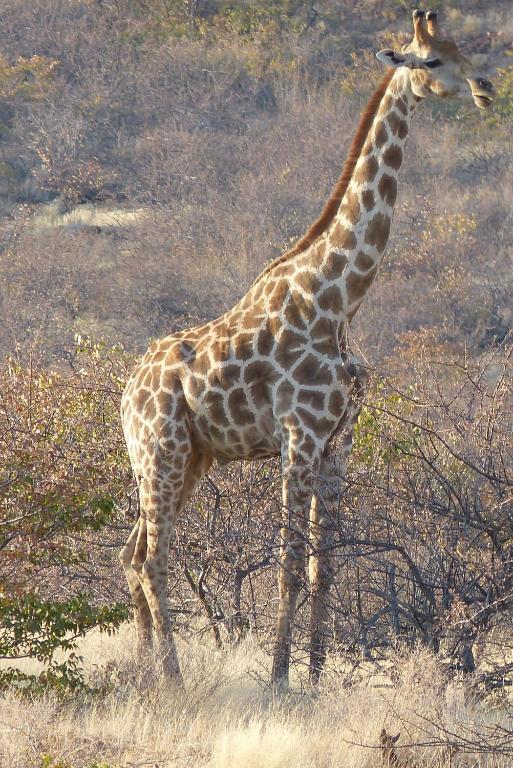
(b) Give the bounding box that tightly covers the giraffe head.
[376,9,495,110]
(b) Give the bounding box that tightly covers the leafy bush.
[0,592,127,694]
[0,338,132,693]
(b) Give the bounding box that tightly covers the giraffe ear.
[376,49,408,68]
[376,49,422,69]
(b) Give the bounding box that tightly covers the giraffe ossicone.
[120,9,494,687]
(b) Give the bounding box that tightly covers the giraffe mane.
[252,68,395,286]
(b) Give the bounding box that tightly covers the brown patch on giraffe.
[364,213,391,253]
[217,364,242,388]
[362,190,375,211]
[269,279,290,305]
[340,188,361,226]
[306,239,327,267]
[313,336,337,356]
[280,327,308,349]
[187,376,205,400]
[228,388,253,425]
[226,428,240,443]
[354,250,375,272]
[275,343,303,370]
[298,434,316,458]
[330,225,357,251]
[143,397,157,422]
[290,290,317,325]
[374,120,388,148]
[268,315,283,337]
[179,340,197,361]
[294,271,323,295]
[244,359,275,383]
[231,332,255,361]
[354,156,379,185]
[174,424,188,442]
[328,389,345,416]
[297,389,325,411]
[297,407,336,434]
[203,390,226,424]
[227,310,242,325]
[276,379,296,408]
[396,97,408,115]
[151,365,162,390]
[294,355,332,385]
[322,250,348,280]
[383,145,403,171]
[210,424,224,443]
[310,316,334,341]
[151,349,166,364]
[311,315,337,355]
[156,390,173,413]
[134,365,149,386]
[378,175,397,207]
[318,285,344,314]
[133,386,150,412]
[387,112,408,139]
[249,380,269,408]
[346,267,378,303]
[256,328,274,357]
[284,300,308,331]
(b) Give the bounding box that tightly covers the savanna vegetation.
[0,1,512,766]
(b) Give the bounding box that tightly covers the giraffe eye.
[478,78,493,91]
[424,58,443,69]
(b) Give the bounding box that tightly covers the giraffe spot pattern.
[374,120,388,148]
[346,267,378,303]
[355,156,379,184]
[354,250,375,271]
[318,284,344,313]
[383,145,403,171]
[294,355,333,385]
[323,250,348,280]
[330,225,357,251]
[362,190,375,211]
[387,112,408,139]
[378,174,397,206]
[297,389,326,410]
[364,213,391,252]
[340,188,361,225]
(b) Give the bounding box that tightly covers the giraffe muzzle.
[468,77,495,110]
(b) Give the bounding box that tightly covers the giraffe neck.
[308,69,419,324]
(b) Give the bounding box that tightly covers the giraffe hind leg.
[272,457,318,688]
[134,444,213,680]
[119,517,153,655]
[134,450,189,679]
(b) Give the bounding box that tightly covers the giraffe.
[120,10,494,687]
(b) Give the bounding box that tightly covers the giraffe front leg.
[308,454,341,684]
[309,365,367,683]
[272,458,317,689]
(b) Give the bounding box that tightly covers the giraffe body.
[120,9,494,686]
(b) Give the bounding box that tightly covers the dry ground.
[1,625,512,768]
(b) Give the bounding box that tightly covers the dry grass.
[1,625,512,768]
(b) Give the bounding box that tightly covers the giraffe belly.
[189,403,280,462]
